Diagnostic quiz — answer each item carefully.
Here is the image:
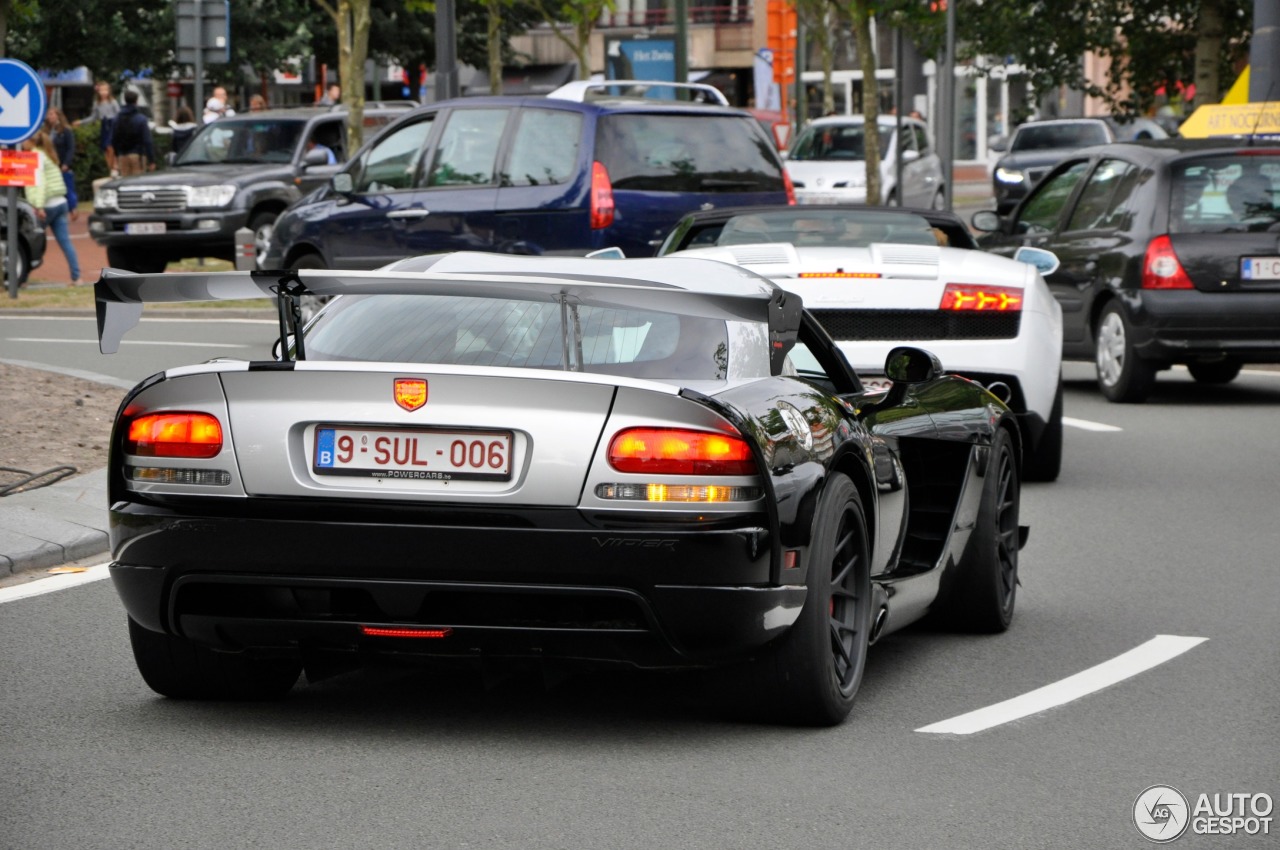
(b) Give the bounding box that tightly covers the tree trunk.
[1191,0,1224,109]
[850,1,881,205]
[488,0,503,94]
[819,10,836,115]
[337,0,371,152]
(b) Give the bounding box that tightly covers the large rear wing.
[94,258,803,372]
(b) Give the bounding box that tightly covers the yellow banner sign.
[1179,101,1280,139]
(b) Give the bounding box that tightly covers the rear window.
[303,293,729,380]
[1011,122,1109,152]
[788,123,892,161]
[596,113,783,193]
[1170,154,1280,233]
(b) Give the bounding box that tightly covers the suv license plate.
[125,222,167,235]
[313,426,512,482]
[1241,256,1280,281]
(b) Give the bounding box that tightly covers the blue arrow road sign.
[0,59,48,146]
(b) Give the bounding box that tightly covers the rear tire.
[1095,302,1155,403]
[1023,375,1063,482]
[1187,361,1241,384]
[107,246,168,274]
[745,473,872,726]
[1,242,28,288]
[248,211,278,269]
[128,617,300,700]
[944,427,1021,633]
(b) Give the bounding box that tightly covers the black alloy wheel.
[249,211,278,269]
[290,252,329,323]
[743,473,872,726]
[945,427,1021,633]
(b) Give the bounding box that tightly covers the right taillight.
[607,427,757,475]
[1141,234,1195,290]
[126,412,224,458]
[590,161,615,229]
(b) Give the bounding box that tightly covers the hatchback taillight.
[590,161,615,229]
[1141,235,1195,290]
[607,427,757,475]
[783,168,797,205]
[126,412,223,458]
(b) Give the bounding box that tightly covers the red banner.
[0,149,39,187]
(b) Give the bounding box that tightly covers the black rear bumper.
[110,500,799,669]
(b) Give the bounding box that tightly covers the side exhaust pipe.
[987,381,1013,404]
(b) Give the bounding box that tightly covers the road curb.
[0,469,110,576]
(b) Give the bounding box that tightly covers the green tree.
[216,0,321,99]
[5,0,174,81]
[524,0,614,80]
[313,0,372,152]
[795,0,844,115]
[848,0,882,204]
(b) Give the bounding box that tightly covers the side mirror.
[989,135,1008,152]
[165,151,177,168]
[1013,246,1061,276]
[585,247,625,259]
[884,346,942,384]
[331,172,354,194]
[303,148,330,167]
[971,209,1003,232]
[900,149,921,163]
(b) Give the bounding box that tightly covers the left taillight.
[126,412,223,458]
[607,427,756,476]
[940,283,1024,311]
[590,161,615,229]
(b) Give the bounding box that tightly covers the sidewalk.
[28,204,107,285]
[0,470,109,575]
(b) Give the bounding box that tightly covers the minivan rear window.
[596,114,784,193]
[1170,154,1280,233]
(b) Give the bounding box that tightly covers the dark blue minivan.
[264,88,793,269]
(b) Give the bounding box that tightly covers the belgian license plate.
[1241,256,1280,281]
[799,194,840,205]
[125,222,166,235]
[313,426,512,482]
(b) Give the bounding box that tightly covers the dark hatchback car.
[263,91,791,270]
[975,139,1280,402]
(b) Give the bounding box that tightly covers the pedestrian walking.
[21,131,81,286]
[168,104,198,156]
[112,89,155,176]
[45,106,79,220]
[74,80,119,176]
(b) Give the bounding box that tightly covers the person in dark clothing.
[45,106,79,218]
[168,105,198,156]
[112,90,155,176]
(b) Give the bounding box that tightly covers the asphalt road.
[1,325,1278,848]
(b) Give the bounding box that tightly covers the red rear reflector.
[590,161,615,229]
[1141,234,1195,289]
[784,549,800,569]
[783,168,797,205]
[360,626,453,639]
[126,412,223,458]
[608,427,757,475]
[940,283,1023,311]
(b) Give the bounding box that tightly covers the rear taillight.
[783,168,797,205]
[590,161,615,229]
[939,283,1023,311]
[126,412,223,458]
[1142,234,1195,289]
[607,427,757,475]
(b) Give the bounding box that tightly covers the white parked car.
[660,205,1066,480]
[785,115,945,208]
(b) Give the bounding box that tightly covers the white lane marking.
[0,563,111,605]
[916,634,1208,735]
[9,337,247,349]
[1063,416,1123,432]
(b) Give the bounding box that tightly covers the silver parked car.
[785,114,944,208]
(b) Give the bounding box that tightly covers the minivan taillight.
[590,161,615,229]
[783,168,797,205]
[1141,234,1195,290]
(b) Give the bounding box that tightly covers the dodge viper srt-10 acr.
[95,252,1028,726]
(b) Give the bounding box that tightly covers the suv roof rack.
[547,80,729,107]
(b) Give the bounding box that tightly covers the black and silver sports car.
[96,252,1027,726]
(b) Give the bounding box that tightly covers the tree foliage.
[5,0,174,81]
[523,0,614,80]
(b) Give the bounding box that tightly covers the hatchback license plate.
[1241,256,1280,281]
[313,426,512,481]
[125,222,166,235]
